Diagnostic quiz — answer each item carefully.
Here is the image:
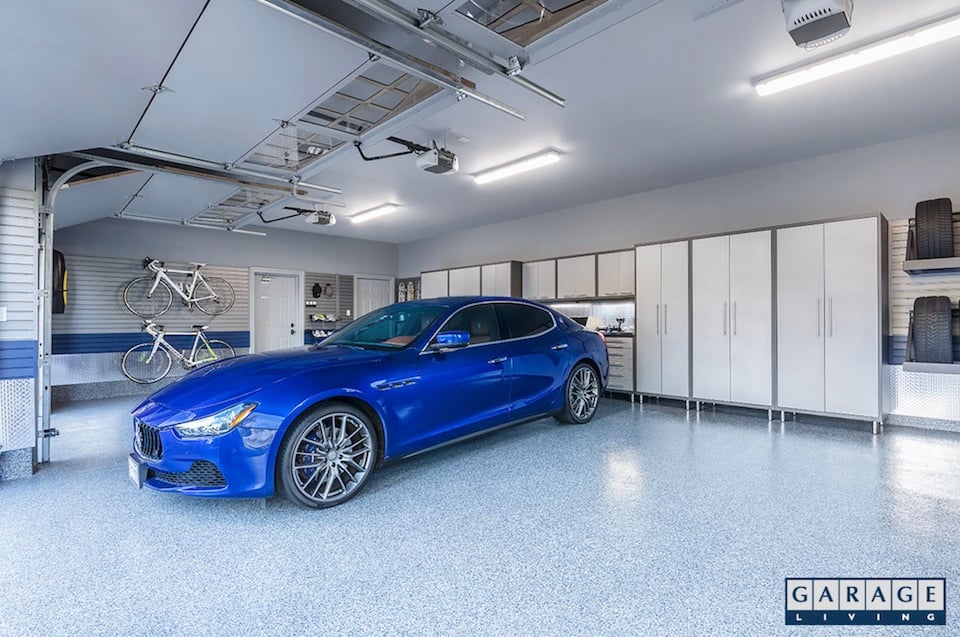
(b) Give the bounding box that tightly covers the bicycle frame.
[145,261,218,304]
[143,323,219,369]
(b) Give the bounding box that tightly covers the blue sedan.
[129,297,609,508]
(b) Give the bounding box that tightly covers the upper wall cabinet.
[597,250,635,297]
[420,270,448,299]
[556,255,596,299]
[481,261,522,297]
[522,260,556,300]
[448,266,480,296]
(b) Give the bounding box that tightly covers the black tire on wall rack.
[911,296,953,364]
[915,198,955,259]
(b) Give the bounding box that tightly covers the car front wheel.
[278,402,378,508]
[556,362,600,424]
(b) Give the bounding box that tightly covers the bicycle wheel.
[194,339,236,366]
[123,277,173,318]
[193,276,236,315]
[121,343,173,384]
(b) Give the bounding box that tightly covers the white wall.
[0,158,36,192]
[399,127,960,276]
[55,217,398,277]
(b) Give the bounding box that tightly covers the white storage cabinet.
[635,241,689,398]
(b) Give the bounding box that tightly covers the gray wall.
[0,160,37,478]
[55,217,399,278]
[398,127,960,276]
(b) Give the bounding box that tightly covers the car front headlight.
[174,402,257,438]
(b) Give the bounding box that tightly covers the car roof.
[399,296,549,310]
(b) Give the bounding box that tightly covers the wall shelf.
[903,362,960,375]
[902,257,960,275]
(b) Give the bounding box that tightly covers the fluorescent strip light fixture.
[755,12,960,96]
[350,203,399,224]
[473,150,561,185]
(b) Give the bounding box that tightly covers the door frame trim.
[353,273,395,319]
[248,267,305,354]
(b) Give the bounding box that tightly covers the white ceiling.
[13,0,960,242]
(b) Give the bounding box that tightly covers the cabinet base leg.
[696,401,702,412]
[780,410,786,423]
[872,421,880,435]
[767,409,773,421]
[630,393,635,404]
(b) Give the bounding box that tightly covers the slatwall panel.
[50,254,250,386]
[888,219,960,363]
[339,274,354,321]
[302,273,354,344]
[52,255,249,339]
[0,191,38,340]
[0,187,37,455]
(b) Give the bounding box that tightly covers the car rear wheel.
[278,402,378,509]
[556,362,600,424]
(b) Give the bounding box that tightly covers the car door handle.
[488,356,508,365]
[551,343,568,350]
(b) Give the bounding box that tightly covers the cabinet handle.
[733,301,737,336]
[722,302,727,336]
[828,297,833,338]
[656,304,660,335]
[816,298,821,337]
[663,304,668,335]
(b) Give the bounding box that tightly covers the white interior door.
[254,272,300,353]
[356,276,393,317]
[824,217,880,418]
[635,244,662,395]
[692,235,730,402]
[730,230,772,406]
[660,241,690,398]
[777,224,825,412]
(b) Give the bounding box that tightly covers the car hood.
[139,344,387,416]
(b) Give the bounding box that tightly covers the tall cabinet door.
[777,224,825,412]
[692,235,730,402]
[730,231,772,406]
[635,244,662,394]
[824,218,880,418]
[661,241,690,398]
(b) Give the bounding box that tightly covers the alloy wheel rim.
[292,412,373,503]
[569,367,599,420]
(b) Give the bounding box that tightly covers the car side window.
[440,304,501,345]
[496,303,554,339]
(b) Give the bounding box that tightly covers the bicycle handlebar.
[142,257,165,270]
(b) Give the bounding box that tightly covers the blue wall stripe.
[52,331,250,355]
[0,340,37,379]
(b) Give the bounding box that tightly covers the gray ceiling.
[7,0,960,243]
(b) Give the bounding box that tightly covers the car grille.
[148,461,227,487]
[135,421,163,460]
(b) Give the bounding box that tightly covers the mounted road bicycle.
[123,257,236,318]
[121,321,236,384]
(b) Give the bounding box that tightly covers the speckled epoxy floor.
[2,397,959,636]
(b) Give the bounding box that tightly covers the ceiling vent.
[782,0,853,50]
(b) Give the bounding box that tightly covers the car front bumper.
[130,417,279,499]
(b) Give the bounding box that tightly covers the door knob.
[290,329,296,335]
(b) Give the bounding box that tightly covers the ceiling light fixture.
[755,11,960,96]
[350,203,399,224]
[473,150,561,185]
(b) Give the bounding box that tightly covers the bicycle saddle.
[192,325,209,330]
[189,262,206,268]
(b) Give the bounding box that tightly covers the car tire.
[915,198,954,259]
[556,362,600,424]
[278,402,379,509]
[911,296,954,364]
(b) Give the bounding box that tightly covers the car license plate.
[128,454,146,488]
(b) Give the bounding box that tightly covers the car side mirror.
[432,330,470,351]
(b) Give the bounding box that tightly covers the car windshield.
[321,302,447,350]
